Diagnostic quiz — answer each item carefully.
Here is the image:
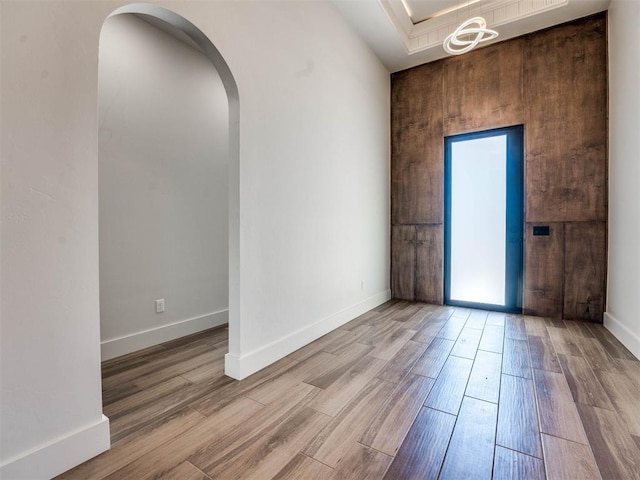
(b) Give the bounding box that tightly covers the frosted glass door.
[444,126,523,312]
[450,136,507,305]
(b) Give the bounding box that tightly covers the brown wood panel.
[524,223,565,318]
[443,39,524,135]
[415,224,443,304]
[383,407,456,480]
[524,16,607,223]
[391,225,415,301]
[439,397,498,479]
[493,446,545,480]
[497,374,542,458]
[391,62,444,225]
[564,222,606,321]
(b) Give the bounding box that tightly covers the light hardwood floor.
[58,301,640,479]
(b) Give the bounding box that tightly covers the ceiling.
[332,0,611,72]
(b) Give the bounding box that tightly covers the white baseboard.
[224,290,391,380]
[101,310,228,361]
[0,415,110,480]
[604,311,640,360]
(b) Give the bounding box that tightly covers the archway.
[98,4,240,377]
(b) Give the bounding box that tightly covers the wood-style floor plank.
[58,301,640,480]
[383,407,456,480]
[439,396,497,479]
[493,446,545,480]
[309,356,387,417]
[424,355,473,415]
[436,316,467,341]
[594,369,640,436]
[528,335,562,373]
[375,339,427,384]
[487,311,507,326]
[478,324,505,354]
[505,316,528,341]
[329,443,393,480]
[532,369,588,444]
[587,324,638,361]
[465,349,502,404]
[304,379,395,468]
[449,327,482,359]
[360,374,434,456]
[161,461,212,480]
[497,374,542,458]
[303,344,372,389]
[105,397,264,480]
[465,310,488,330]
[577,403,640,479]
[503,338,532,379]
[541,434,600,480]
[557,353,614,409]
[58,407,205,479]
[524,316,550,338]
[411,336,454,378]
[575,335,625,373]
[272,454,333,480]
[548,326,583,357]
[199,408,330,480]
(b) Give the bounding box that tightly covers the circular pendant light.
[443,16,498,55]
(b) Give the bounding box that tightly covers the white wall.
[99,14,229,360]
[0,1,390,478]
[0,3,110,478]
[605,0,640,359]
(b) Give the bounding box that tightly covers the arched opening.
[98,4,239,377]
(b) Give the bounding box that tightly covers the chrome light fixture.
[443,16,498,55]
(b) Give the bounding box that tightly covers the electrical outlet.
[155,299,165,313]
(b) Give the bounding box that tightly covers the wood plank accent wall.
[390,13,607,321]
